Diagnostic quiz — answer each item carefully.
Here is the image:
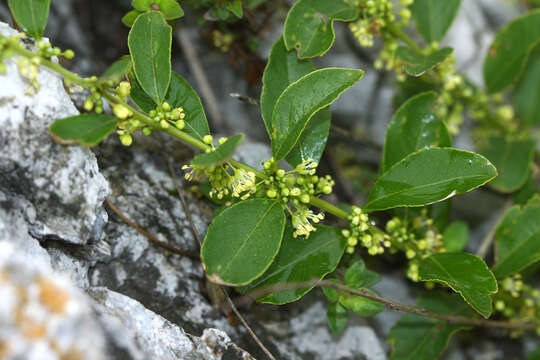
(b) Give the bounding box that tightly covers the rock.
[0,241,108,360]
[0,22,110,246]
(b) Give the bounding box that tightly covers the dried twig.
[104,198,199,260]
[229,279,537,332]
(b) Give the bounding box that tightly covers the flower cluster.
[341,206,379,254]
[148,101,186,131]
[262,158,334,238]
[349,0,413,48]
[36,40,74,60]
[212,30,234,53]
[493,274,540,337]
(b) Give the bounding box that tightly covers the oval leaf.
[271,68,364,160]
[365,148,497,212]
[339,289,383,317]
[327,302,348,336]
[128,11,172,104]
[389,293,472,360]
[130,71,211,142]
[493,195,540,278]
[201,199,286,286]
[191,134,244,167]
[7,0,50,39]
[100,55,132,83]
[442,221,468,253]
[283,0,359,59]
[418,253,498,318]
[395,46,453,76]
[514,43,540,125]
[240,224,345,304]
[344,259,381,288]
[261,36,331,167]
[477,136,535,193]
[49,114,117,147]
[410,0,461,44]
[382,91,452,172]
[483,10,540,93]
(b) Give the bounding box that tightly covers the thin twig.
[166,159,278,360]
[176,28,226,132]
[231,279,537,332]
[226,296,278,360]
[476,200,513,259]
[104,198,199,260]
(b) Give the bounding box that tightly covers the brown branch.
[232,280,537,332]
[104,198,199,260]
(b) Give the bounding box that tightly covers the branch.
[233,279,537,332]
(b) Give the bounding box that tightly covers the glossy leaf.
[395,46,453,76]
[493,196,540,278]
[442,221,468,253]
[339,288,383,317]
[241,224,345,304]
[418,253,498,317]
[513,174,540,205]
[283,0,359,59]
[100,55,132,83]
[410,0,461,44]
[483,10,540,93]
[122,10,141,27]
[225,0,243,18]
[191,134,244,167]
[260,36,331,167]
[389,293,472,360]
[514,43,540,125]
[128,11,172,104]
[201,199,286,286]
[327,302,348,336]
[8,0,50,39]
[382,92,452,172]
[344,259,380,289]
[130,72,211,142]
[477,136,535,193]
[132,0,184,19]
[49,114,117,147]
[365,148,497,212]
[271,68,364,160]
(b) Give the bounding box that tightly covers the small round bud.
[160,119,169,129]
[266,189,277,198]
[276,169,285,178]
[347,237,358,247]
[84,98,94,111]
[203,135,213,144]
[113,104,130,119]
[120,133,133,146]
[175,120,185,130]
[346,247,355,254]
[63,49,75,59]
[300,194,310,204]
[290,188,301,197]
[218,137,228,145]
[142,127,152,136]
[281,188,289,197]
[322,185,332,194]
[406,249,416,259]
[162,102,171,111]
[117,81,131,98]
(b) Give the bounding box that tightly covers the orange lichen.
[37,277,70,314]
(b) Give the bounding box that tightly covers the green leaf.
[225,0,243,18]
[327,302,348,336]
[240,224,345,304]
[128,11,172,104]
[271,68,364,160]
[513,174,540,205]
[201,199,286,286]
[493,196,540,278]
[410,0,461,44]
[283,0,359,59]
[365,148,497,212]
[382,92,452,172]
[418,253,498,317]
[339,289,383,317]
[100,55,132,83]
[122,10,142,27]
[395,46,453,76]
[8,0,50,39]
[344,259,380,288]
[483,10,540,93]
[130,72,211,142]
[132,0,183,19]
[321,278,341,303]
[191,134,244,167]
[389,293,472,360]
[261,36,331,167]
[442,221,468,253]
[49,114,117,147]
[514,43,540,125]
[477,136,536,193]
[527,345,540,360]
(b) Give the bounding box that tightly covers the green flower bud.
[113,104,130,119]
[162,102,171,111]
[120,133,133,146]
[276,169,285,178]
[203,135,213,144]
[142,127,152,136]
[266,189,277,198]
[63,49,75,59]
[117,81,131,98]
[290,187,301,197]
[84,98,94,111]
[300,194,310,204]
[218,137,228,145]
[175,120,185,130]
